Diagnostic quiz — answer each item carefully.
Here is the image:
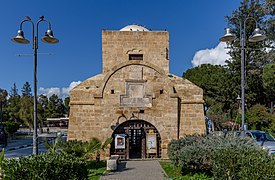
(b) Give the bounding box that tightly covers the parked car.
[236,130,275,155]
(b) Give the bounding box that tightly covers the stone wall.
[102,31,169,74]
[68,28,205,159]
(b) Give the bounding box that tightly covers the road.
[4,141,47,158]
[3,135,66,159]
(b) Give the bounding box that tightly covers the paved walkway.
[100,160,166,180]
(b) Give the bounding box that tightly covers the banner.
[115,134,126,149]
[146,133,157,153]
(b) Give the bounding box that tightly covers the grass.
[87,160,106,180]
[160,161,182,178]
[160,161,213,180]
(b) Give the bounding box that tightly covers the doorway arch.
[110,119,161,159]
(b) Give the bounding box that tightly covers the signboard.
[146,133,157,154]
[115,134,126,149]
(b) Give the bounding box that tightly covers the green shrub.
[212,139,275,179]
[56,139,89,157]
[168,134,206,166]
[87,160,106,179]
[168,135,275,179]
[55,137,112,160]
[173,173,213,180]
[1,152,88,180]
[2,121,20,136]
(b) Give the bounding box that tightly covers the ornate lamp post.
[12,16,59,155]
[220,17,266,131]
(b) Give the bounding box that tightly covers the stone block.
[107,159,117,171]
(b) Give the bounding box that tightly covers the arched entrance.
[110,120,161,159]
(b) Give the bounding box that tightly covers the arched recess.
[110,119,162,160]
[94,60,178,98]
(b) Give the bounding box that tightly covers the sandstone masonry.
[68,25,205,159]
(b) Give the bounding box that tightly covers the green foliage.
[0,89,8,104]
[159,161,183,178]
[0,148,5,178]
[19,96,33,128]
[2,121,20,135]
[226,0,273,107]
[1,152,88,180]
[21,81,32,97]
[5,84,21,123]
[9,83,19,98]
[246,104,275,133]
[45,94,66,118]
[87,160,106,180]
[168,135,275,179]
[54,137,113,159]
[173,173,213,180]
[183,64,239,123]
[263,63,275,102]
[182,0,275,130]
[44,134,62,153]
[64,97,70,116]
[55,139,89,158]
[2,84,70,130]
[0,149,4,165]
[160,161,213,180]
[212,138,275,179]
[168,135,206,166]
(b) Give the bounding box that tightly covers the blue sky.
[0,0,241,98]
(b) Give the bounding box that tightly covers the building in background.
[68,25,205,159]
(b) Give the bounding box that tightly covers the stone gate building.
[68,25,205,159]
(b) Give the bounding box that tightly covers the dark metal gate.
[110,120,161,160]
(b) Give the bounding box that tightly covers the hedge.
[1,152,88,180]
[168,134,275,179]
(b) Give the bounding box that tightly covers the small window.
[139,110,144,113]
[111,90,115,94]
[160,89,163,94]
[129,54,143,60]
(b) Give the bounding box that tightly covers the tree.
[21,81,32,97]
[263,63,275,112]
[45,94,65,118]
[6,84,21,123]
[64,97,70,117]
[19,96,33,129]
[0,89,8,131]
[183,64,238,122]
[9,83,19,98]
[246,104,275,133]
[37,94,48,123]
[226,0,274,108]
[0,89,8,105]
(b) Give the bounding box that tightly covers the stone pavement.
[100,160,167,180]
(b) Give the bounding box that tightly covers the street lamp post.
[12,16,59,155]
[220,17,266,132]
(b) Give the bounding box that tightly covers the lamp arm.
[227,16,242,45]
[19,19,35,49]
[244,17,258,28]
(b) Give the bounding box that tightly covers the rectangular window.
[129,54,143,60]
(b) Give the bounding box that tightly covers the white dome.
[120,24,149,31]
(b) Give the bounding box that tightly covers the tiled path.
[100,160,166,180]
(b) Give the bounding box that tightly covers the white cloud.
[192,42,230,67]
[39,81,81,99]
